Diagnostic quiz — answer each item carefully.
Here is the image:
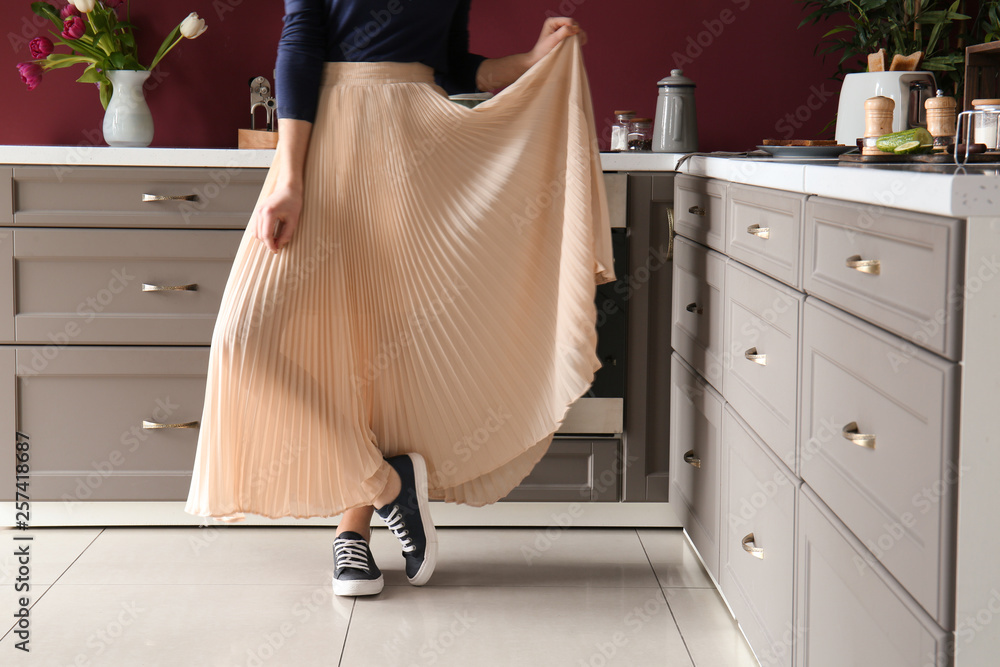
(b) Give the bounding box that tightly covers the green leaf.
[76,65,102,83]
[99,81,112,110]
[30,2,61,27]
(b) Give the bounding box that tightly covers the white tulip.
[179,13,207,39]
[69,0,97,12]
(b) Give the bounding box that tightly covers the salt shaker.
[925,90,957,147]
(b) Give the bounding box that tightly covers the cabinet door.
[721,406,797,667]
[804,197,964,360]
[727,184,807,288]
[797,486,950,667]
[674,175,727,251]
[669,353,723,577]
[801,298,957,629]
[5,346,209,501]
[0,167,11,224]
[13,166,267,228]
[723,260,802,471]
[504,438,620,501]
[671,236,726,390]
[0,228,12,342]
[13,228,242,345]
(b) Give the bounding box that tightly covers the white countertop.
[2,145,998,218]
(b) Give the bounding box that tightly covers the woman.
[185,0,614,598]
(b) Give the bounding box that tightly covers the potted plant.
[15,0,207,147]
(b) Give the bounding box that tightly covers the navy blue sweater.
[275,0,487,123]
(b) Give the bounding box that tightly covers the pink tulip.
[29,37,54,59]
[62,16,85,40]
[60,3,81,18]
[17,63,44,91]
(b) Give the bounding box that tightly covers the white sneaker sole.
[406,452,437,586]
[332,574,384,597]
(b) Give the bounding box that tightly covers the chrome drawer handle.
[747,224,770,239]
[142,193,199,202]
[742,533,764,560]
[842,421,876,449]
[142,283,199,292]
[142,420,199,429]
[744,347,767,366]
[846,255,881,275]
[688,205,706,216]
[683,450,701,469]
[685,302,703,314]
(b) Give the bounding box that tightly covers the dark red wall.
[4,0,839,152]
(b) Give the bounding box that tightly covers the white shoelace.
[333,536,370,570]
[383,505,416,553]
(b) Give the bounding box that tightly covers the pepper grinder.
[925,90,957,148]
[863,96,895,155]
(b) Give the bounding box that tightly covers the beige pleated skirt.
[184,36,615,521]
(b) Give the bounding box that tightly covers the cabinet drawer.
[13,166,267,228]
[3,346,207,501]
[504,438,620,501]
[721,406,797,667]
[671,236,726,390]
[0,167,11,224]
[727,184,806,288]
[11,228,242,345]
[724,261,801,471]
[669,353,723,578]
[801,299,957,628]
[804,197,964,360]
[797,487,950,667]
[674,174,727,251]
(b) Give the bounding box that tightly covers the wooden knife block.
[238,129,279,150]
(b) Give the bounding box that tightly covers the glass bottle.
[610,110,635,152]
[626,118,654,151]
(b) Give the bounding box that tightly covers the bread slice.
[889,51,924,71]
[868,49,887,72]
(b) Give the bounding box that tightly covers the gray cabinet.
[803,197,964,360]
[671,235,726,391]
[2,164,669,509]
[10,228,242,345]
[1,346,208,501]
[674,174,727,252]
[801,298,957,628]
[727,184,807,289]
[723,260,802,472]
[669,352,723,578]
[797,487,950,667]
[672,172,970,665]
[721,405,797,667]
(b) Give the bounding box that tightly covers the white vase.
[102,69,154,148]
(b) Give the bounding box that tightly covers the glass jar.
[972,99,1000,150]
[610,110,635,152]
[626,117,653,151]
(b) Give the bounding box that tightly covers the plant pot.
[102,69,154,148]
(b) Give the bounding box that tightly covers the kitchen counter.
[2,145,999,217]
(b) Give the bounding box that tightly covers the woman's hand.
[528,17,587,66]
[475,17,587,90]
[253,182,302,253]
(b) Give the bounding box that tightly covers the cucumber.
[876,128,934,153]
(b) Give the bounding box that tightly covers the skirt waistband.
[320,61,436,86]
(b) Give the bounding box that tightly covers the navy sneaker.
[332,531,383,596]
[375,453,437,586]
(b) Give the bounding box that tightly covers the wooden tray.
[838,151,1000,164]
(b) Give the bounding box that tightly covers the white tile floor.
[0,527,758,666]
